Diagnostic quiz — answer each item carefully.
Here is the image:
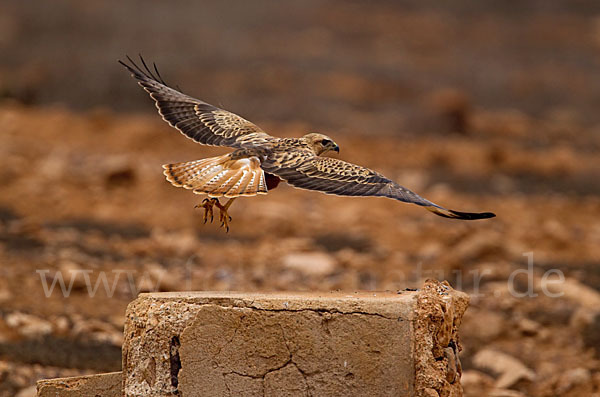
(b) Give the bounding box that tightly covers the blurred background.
[1,0,599,396]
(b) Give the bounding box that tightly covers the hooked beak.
[332,144,340,153]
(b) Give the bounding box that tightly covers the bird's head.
[303,132,340,156]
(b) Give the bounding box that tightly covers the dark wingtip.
[118,58,132,71]
[118,55,141,76]
[118,54,166,85]
[448,210,496,220]
[426,205,496,220]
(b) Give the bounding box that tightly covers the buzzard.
[120,56,495,231]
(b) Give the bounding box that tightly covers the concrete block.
[122,279,468,396]
[36,371,122,397]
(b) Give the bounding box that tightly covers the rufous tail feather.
[162,154,268,198]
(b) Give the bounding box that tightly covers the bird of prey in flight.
[120,56,495,231]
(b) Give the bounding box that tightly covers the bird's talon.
[219,216,231,231]
[197,198,218,225]
[213,199,234,232]
[195,198,235,232]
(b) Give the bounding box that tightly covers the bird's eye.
[321,139,332,146]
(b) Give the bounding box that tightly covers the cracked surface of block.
[123,282,468,396]
[36,371,122,397]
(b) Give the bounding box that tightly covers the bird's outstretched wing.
[119,56,276,149]
[262,152,495,220]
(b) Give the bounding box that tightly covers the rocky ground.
[0,101,599,396]
[2,1,600,395]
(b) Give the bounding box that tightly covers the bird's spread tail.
[425,206,496,220]
[163,154,268,198]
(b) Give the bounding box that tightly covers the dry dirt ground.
[2,1,600,396]
[0,101,599,396]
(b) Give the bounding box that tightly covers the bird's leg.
[195,198,218,224]
[214,198,236,232]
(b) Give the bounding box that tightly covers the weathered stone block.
[36,371,122,397]
[122,279,468,396]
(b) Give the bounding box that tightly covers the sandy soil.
[0,101,599,396]
[1,1,600,395]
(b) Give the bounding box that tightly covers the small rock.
[517,318,540,336]
[5,312,53,339]
[556,367,592,394]
[51,315,70,335]
[100,155,135,187]
[488,389,526,397]
[72,316,122,346]
[0,279,12,302]
[461,309,505,342]
[0,288,12,302]
[461,370,494,394]
[424,88,471,134]
[150,228,199,255]
[282,252,336,277]
[473,349,535,389]
[546,277,600,311]
[12,364,33,389]
[105,167,136,188]
[58,261,88,290]
[422,388,439,397]
[146,263,182,292]
[542,219,571,244]
[444,346,458,383]
[447,230,502,266]
[581,311,600,357]
[15,385,37,397]
[136,275,160,293]
[570,307,597,331]
[0,360,10,381]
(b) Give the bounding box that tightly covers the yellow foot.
[214,198,236,233]
[195,198,217,224]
